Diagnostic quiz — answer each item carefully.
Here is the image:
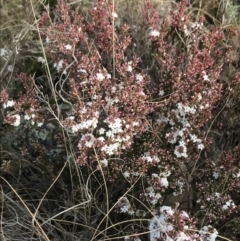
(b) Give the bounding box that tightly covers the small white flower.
[12,114,21,127]
[111,86,116,93]
[3,100,15,109]
[213,172,219,179]
[150,30,160,37]
[65,44,72,50]
[197,143,204,150]
[200,225,218,241]
[7,65,13,72]
[24,115,31,120]
[222,200,236,210]
[183,24,190,36]
[99,128,106,135]
[37,57,45,63]
[136,73,143,82]
[82,134,95,148]
[233,171,240,178]
[203,71,209,81]
[123,171,130,178]
[127,62,133,72]
[54,59,64,72]
[120,205,129,213]
[215,192,221,198]
[159,90,165,96]
[132,121,139,126]
[78,68,87,74]
[97,137,105,142]
[133,237,141,241]
[37,122,43,127]
[100,159,108,167]
[160,177,169,187]
[112,12,118,18]
[68,116,75,120]
[96,72,105,81]
[0,48,7,57]
[71,124,81,133]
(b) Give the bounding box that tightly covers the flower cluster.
[115,196,135,215]
[149,206,205,241]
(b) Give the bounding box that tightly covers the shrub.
[1,0,240,240]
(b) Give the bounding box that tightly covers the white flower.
[3,100,15,109]
[111,86,116,93]
[160,177,169,187]
[12,114,21,127]
[132,121,139,126]
[134,237,141,241]
[54,59,64,72]
[100,159,108,167]
[233,171,240,178]
[127,62,133,72]
[24,115,31,120]
[199,226,218,241]
[71,124,81,133]
[123,171,130,178]
[136,73,143,82]
[65,44,72,50]
[108,118,123,133]
[78,68,87,74]
[215,192,221,198]
[112,12,118,18]
[198,93,202,100]
[99,128,106,135]
[37,57,45,63]
[150,30,160,37]
[184,24,190,36]
[96,72,105,81]
[222,200,236,210]
[0,48,7,57]
[82,134,95,148]
[97,137,105,142]
[197,143,204,150]
[174,144,188,158]
[105,96,119,109]
[213,172,219,179]
[190,134,198,143]
[7,65,13,72]
[37,122,43,127]
[120,205,129,213]
[149,206,174,241]
[68,116,75,120]
[159,90,165,96]
[101,142,120,155]
[203,71,209,81]
[106,130,114,138]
